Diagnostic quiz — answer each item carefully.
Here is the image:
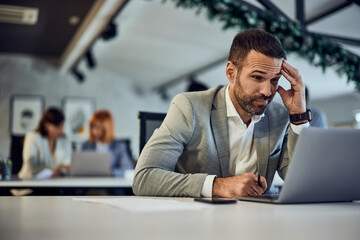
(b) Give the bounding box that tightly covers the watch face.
[307,110,312,121]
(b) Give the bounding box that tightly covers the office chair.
[9,136,25,174]
[137,111,166,155]
[116,138,135,167]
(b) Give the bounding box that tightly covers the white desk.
[0,196,359,240]
[0,177,133,195]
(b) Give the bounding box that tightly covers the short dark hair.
[228,29,287,69]
[36,107,65,136]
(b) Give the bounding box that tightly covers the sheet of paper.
[73,197,214,212]
[34,168,53,179]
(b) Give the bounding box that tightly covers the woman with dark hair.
[18,107,72,179]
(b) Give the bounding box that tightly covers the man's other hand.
[277,60,306,115]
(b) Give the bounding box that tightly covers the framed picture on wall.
[62,97,95,141]
[10,95,45,136]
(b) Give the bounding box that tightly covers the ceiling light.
[102,21,117,41]
[0,4,38,25]
[72,66,85,83]
[85,49,96,69]
[69,16,80,26]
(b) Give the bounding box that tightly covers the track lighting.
[85,49,96,69]
[71,65,85,83]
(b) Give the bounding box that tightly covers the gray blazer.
[133,85,299,197]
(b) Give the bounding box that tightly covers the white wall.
[0,55,172,159]
[312,93,360,126]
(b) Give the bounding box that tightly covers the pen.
[258,174,262,188]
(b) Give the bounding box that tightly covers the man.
[133,30,310,198]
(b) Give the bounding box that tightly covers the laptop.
[237,128,360,204]
[70,152,111,177]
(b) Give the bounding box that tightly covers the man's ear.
[226,61,237,84]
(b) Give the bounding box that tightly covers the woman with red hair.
[82,110,133,177]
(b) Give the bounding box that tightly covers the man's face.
[228,50,282,116]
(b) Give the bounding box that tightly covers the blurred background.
[1,0,360,161]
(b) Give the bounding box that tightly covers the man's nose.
[259,82,273,97]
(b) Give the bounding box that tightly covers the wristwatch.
[289,109,312,124]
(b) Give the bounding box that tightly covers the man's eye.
[252,76,262,80]
[271,78,280,83]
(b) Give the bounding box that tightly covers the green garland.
[164,0,360,91]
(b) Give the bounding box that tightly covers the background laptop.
[70,152,111,177]
[237,128,360,204]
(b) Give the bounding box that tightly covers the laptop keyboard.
[255,194,280,200]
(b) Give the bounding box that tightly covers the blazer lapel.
[210,86,230,177]
[254,116,270,178]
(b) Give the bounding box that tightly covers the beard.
[233,77,275,115]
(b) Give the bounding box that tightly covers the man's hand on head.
[277,61,306,115]
[212,173,267,197]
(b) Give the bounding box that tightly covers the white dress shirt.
[227,91,264,176]
[96,142,111,153]
[18,131,72,179]
[200,86,309,197]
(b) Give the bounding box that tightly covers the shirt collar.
[225,85,265,124]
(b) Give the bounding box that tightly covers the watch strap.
[289,109,312,124]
